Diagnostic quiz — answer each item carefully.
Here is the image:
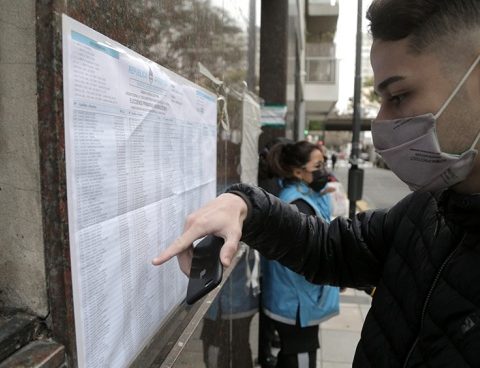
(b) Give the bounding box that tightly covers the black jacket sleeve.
[226,183,408,288]
[291,199,316,216]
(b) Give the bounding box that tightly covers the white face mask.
[372,54,480,192]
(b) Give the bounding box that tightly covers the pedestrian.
[330,152,337,171]
[262,141,339,368]
[153,1,480,367]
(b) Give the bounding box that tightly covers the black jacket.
[227,184,480,368]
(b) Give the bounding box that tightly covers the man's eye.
[388,94,406,105]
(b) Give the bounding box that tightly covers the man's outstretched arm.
[153,183,393,288]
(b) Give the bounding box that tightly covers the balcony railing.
[308,0,339,17]
[288,56,337,84]
[306,57,336,83]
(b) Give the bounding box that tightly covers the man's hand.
[151,193,248,275]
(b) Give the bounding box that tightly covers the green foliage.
[69,0,248,84]
[309,120,324,131]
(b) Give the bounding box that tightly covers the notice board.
[240,93,261,185]
[62,15,217,368]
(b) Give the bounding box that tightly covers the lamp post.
[348,0,365,219]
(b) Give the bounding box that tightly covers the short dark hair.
[367,0,480,53]
[267,141,321,180]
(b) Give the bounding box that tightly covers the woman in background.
[262,141,339,368]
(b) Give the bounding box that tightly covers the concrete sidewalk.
[247,287,371,367]
[317,288,371,367]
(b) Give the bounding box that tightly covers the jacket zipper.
[402,236,465,368]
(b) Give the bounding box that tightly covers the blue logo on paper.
[71,31,119,59]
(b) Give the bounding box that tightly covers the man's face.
[371,38,480,154]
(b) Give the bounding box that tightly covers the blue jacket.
[262,181,339,327]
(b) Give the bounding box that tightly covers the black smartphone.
[185,235,224,305]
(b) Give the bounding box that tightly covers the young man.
[153,1,480,366]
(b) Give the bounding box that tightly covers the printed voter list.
[62,15,217,368]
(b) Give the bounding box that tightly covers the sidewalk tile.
[320,329,360,363]
[321,304,363,332]
[340,288,356,296]
[322,362,352,368]
[360,305,371,322]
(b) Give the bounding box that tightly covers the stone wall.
[0,0,48,317]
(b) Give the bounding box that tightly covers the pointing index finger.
[151,225,207,266]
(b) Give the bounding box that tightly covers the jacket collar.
[438,190,480,232]
[282,179,311,193]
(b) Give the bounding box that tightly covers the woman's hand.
[151,193,248,275]
[320,186,336,196]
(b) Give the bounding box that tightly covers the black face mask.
[309,169,329,192]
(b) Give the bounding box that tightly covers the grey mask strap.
[471,128,480,150]
[435,54,480,120]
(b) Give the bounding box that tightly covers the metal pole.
[294,38,301,139]
[247,0,257,91]
[348,0,364,219]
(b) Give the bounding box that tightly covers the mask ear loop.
[435,54,480,120]
[470,127,480,150]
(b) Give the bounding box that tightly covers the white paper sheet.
[240,93,261,185]
[62,15,217,368]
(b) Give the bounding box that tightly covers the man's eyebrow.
[376,76,406,94]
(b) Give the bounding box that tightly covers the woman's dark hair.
[267,141,320,180]
[367,0,480,53]
[258,137,294,180]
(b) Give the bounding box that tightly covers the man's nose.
[375,105,393,121]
